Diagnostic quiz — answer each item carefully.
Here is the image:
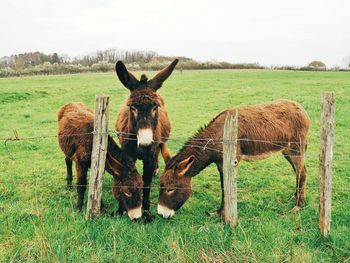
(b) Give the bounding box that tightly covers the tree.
[51,53,60,64]
[341,55,350,69]
[308,61,326,70]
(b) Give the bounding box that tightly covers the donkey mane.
[126,88,161,107]
[139,74,148,84]
[166,111,226,169]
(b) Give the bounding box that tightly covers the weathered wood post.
[223,111,238,227]
[86,95,109,219]
[319,92,335,236]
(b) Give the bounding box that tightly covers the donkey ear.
[176,155,195,177]
[149,59,179,90]
[115,61,139,91]
[106,137,125,177]
[106,152,124,177]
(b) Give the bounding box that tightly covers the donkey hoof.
[205,211,219,217]
[143,210,155,223]
[153,167,159,177]
[66,184,73,191]
[293,205,301,212]
[294,197,305,206]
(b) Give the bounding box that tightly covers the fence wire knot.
[203,139,214,150]
[4,130,20,160]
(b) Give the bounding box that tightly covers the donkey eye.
[123,191,132,198]
[166,189,175,195]
[130,106,137,112]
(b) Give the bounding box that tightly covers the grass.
[0,70,349,262]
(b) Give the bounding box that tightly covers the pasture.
[0,70,349,262]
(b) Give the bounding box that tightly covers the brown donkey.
[58,103,143,220]
[115,59,178,221]
[158,99,310,219]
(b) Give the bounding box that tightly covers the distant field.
[0,70,349,262]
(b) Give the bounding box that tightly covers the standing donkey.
[115,59,178,221]
[157,99,310,219]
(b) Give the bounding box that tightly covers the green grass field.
[0,70,349,262]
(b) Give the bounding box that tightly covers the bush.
[307,61,326,70]
[0,67,17,77]
[91,61,114,72]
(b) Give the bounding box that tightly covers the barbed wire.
[114,129,306,144]
[2,161,349,262]
[1,129,349,161]
[0,180,349,192]
[0,130,95,141]
[0,128,323,145]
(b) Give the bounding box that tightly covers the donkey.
[157,99,310,219]
[58,103,143,220]
[115,59,178,221]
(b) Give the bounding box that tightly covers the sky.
[0,0,349,67]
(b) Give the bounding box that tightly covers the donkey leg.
[153,147,161,177]
[142,159,156,222]
[160,143,171,164]
[283,147,307,207]
[65,157,73,190]
[294,160,307,207]
[76,161,88,211]
[206,163,224,217]
[216,162,225,216]
[282,151,296,173]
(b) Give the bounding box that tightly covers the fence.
[0,92,337,236]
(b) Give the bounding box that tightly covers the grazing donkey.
[115,59,178,221]
[157,100,310,219]
[58,103,143,220]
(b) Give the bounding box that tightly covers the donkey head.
[115,59,178,147]
[157,155,195,218]
[106,152,143,220]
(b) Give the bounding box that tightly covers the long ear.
[176,155,195,177]
[149,59,179,90]
[115,61,139,91]
[106,152,123,177]
[106,137,124,177]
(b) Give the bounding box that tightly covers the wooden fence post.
[319,92,335,236]
[223,111,238,227]
[86,95,109,219]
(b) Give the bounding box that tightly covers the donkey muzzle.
[137,128,154,146]
[157,204,175,219]
[127,205,142,220]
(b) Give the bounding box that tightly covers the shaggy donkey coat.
[58,103,143,220]
[158,99,310,219]
[115,59,178,221]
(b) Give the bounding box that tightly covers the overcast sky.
[0,0,349,66]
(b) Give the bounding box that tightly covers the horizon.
[1,0,349,67]
[0,48,344,69]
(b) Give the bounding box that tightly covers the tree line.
[0,49,348,78]
[0,49,265,77]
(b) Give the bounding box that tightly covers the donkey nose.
[137,128,153,146]
[157,204,175,219]
[127,206,142,220]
